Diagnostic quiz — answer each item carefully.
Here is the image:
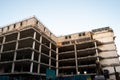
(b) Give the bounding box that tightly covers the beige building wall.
[109,75,116,80]
[98,44,116,51]
[101,58,120,65]
[99,51,118,58]
[92,28,120,80]
[57,32,91,42]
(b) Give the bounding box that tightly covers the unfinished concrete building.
[0,17,119,80]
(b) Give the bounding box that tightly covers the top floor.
[0,17,114,44]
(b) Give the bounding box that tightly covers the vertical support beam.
[74,44,78,74]
[0,52,1,61]
[30,51,34,73]
[56,47,59,76]
[37,36,42,73]
[30,31,36,73]
[12,32,20,73]
[94,41,103,75]
[49,43,51,69]
[0,36,5,52]
[0,36,5,60]
[94,41,99,61]
[14,32,20,60]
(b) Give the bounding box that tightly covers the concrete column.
[11,53,16,73]
[0,52,1,61]
[56,47,59,76]
[0,36,5,61]
[94,41,103,75]
[0,36,5,52]
[14,32,20,60]
[12,32,20,73]
[94,41,100,61]
[49,43,52,69]
[74,44,78,74]
[37,36,42,73]
[30,59,34,73]
[30,31,36,73]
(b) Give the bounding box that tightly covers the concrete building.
[0,17,119,80]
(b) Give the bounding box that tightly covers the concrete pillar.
[11,53,16,73]
[94,41,99,61]
[30,31,36,73]
[14,32,20,60]
[30,61,34,73]
[37,36,42,73]
[49,43,51,69]
[0,36,5,52]
[0,36,5,61]
[74,44,78,74]
[12,32,20,73]
[94,41,103,75]
[56,47,59,76]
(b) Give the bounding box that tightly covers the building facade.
[0,17,119,80]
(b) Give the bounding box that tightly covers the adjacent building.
[0,17,119,80]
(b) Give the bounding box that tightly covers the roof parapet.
[0,17,58,42]
[92,27,113,34]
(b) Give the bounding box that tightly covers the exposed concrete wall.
[103,67,115,74]
[93,32,114,39]
[3,27,8,33]
[45,28,51,37]
[95,37,114,43]
[51,34,57,42]
[103,66,120,79]
[98,44,116,51]
[9,24,14,31]
[93,30,114,43]
[27,17,37,26]
[0,17,37,34]
[116,66,120,71]
[109,75,116,80]
[101,58,120,65]
[99,51,118,58]
[15,22,21,29]
[92,27,120,80]
[57,32,91,42]
[37,21,45,32]
[36,20,57,42]
[22,20,27,27]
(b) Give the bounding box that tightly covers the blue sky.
[0,0,120,55]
